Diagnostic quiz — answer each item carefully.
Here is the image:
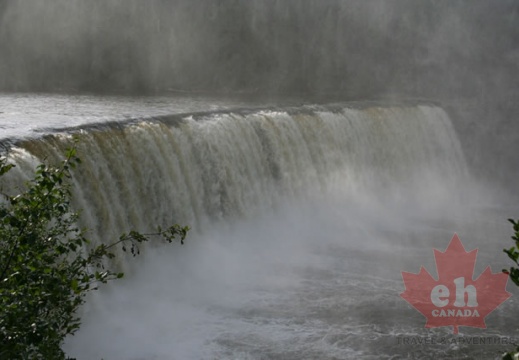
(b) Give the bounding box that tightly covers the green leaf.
[71,279,78,292]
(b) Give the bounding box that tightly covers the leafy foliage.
[0,145,188,359]
[503,219,519,286]
[502,219,519,360]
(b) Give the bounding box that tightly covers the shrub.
[0,145,188,359]
[502,219,519,360]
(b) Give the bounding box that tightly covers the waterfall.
[3,102,485,359]
[4,103,467,246]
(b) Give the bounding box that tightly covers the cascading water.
[8,104,466,245]
[5,101,515,360]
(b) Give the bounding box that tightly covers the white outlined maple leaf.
[400,234,511,334]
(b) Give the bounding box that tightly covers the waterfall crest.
[5,104,467,244]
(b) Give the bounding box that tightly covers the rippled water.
[0,92,275,141]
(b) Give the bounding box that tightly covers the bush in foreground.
[503,219,519,360]
[0,146,188,359]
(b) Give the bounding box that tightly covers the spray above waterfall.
[0,1,517,100]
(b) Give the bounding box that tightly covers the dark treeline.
[0,0,517,100]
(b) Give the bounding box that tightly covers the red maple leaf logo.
[400,234,511,334]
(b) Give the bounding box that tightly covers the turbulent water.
[2,97,518,359]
